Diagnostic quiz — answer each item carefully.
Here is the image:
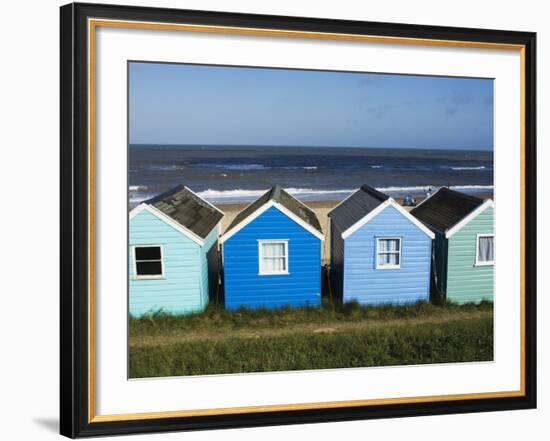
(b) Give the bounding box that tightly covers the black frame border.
[60,2,537,438]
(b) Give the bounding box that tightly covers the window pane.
[135,246,161,261]
[478,236,494,262]
[263,257,285,272]
[387,239,400,251]
[390,253,400,265]
[136,261,162,276]
[378,239,400,252]
[378,252,399,266]
[262,242,285,258]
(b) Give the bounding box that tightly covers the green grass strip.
[129,316,493,378]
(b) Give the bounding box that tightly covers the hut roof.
[224,185,323,237]
[145,185,223,239]
[410,187,485,233]
[328,184,389,232]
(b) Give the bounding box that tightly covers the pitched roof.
[224,185,322,235]
[410,187,485,233]
[328,184,389,232]
[144,185,223,239]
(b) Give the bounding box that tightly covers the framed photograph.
[60,2,537,438]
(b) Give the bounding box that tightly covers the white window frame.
[133,244,164,279]
[475,233,495,266]
[375,237,402,270]
[258,240,289,276]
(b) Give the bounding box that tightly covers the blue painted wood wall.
[129,209,217,316]
[340,205,432,305]
[223,206,321,310]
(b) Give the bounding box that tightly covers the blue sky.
[129,62,493,151]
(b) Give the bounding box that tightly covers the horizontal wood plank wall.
[223,206,321,309]
[129,209,204,316]
[446,207,494,303]
[343,205,431,305]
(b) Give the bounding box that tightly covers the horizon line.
[129,143,493,152]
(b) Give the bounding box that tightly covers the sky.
[129,62,494,151]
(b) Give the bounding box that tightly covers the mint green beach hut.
[411,188,494,304]
[129,185,224,316]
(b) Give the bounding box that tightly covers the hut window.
[476,234,494,265]
[258,240,289,275]
[376,237,401,269]
[134,245,163,278]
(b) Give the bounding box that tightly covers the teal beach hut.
[129,185,224,316]
[328,185,435,306]
[411,188,494,304]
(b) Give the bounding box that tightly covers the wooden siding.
[330,219,345,301]
[343,205,432,305]
[446,207,494,304]
[223,206,321,310]
[129,209,206,316]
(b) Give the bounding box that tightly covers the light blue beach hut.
[220,185,324,310]
[328,185,434,305]
[129,185,224,316]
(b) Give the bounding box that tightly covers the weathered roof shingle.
[145,185,223,239]
[410,187,484,232]
[225,185,322,234]
[328,184,389,232]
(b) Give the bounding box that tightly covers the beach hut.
[129,185,224,316]
[220,185,324,310]
[411,187,494,304]
[328,185,434,305]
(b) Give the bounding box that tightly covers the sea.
[129,145,493,208]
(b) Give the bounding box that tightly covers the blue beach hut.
[220,185,324,310]
[129,185,224,316]
[328,185,434,305]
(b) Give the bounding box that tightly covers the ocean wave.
[196,185,494,202]
[197,188,356,202]
[197,163,270,171]
[449,166,487,171]
[285,166,318,170]
[370,165,382,169]
[144,165,186,171]
[378,185,493,193]
[197,163,319,171]
[129,184,494,205]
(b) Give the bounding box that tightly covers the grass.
[129,301,493,378]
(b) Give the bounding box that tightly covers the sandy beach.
[215,192,494,265]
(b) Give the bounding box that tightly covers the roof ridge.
[439,186,484,204]
[271,184,282,202]
[182,185,224,215]
[360,184,390,201]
